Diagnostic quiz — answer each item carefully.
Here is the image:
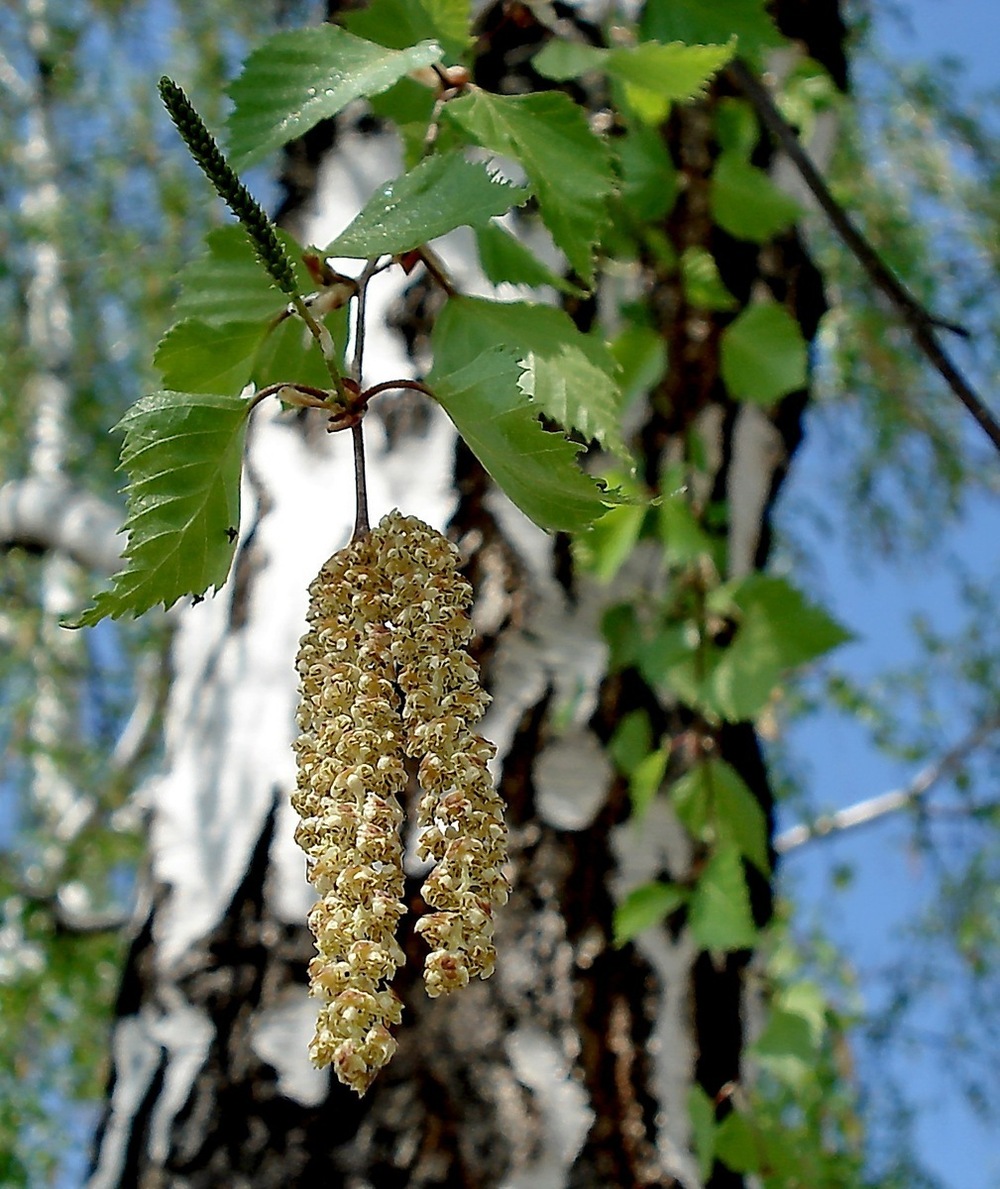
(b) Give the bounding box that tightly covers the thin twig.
[351,421,370,540]
[360,378,435,403]
[416,245,457,296]
[291,294,349,405]
[351,257,383,384]
[728,59,1000,457]
[775,712,1000,853]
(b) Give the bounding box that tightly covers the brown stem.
[352,420,370,541]
[728,58,1000,457]
[416,244,457,296]
[360,378,435,403]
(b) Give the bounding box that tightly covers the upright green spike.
[158,76,298,297]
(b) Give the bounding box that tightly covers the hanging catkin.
[292,512,508,1093]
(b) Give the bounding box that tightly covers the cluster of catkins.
[292,511,508,1094]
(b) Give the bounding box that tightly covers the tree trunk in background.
[89,4,843,1186]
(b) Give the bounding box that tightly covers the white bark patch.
[250,990,329,1107]
[611,802,700,1188]
[88,1015,164,1189]
[145,993,214,1164]
[727,402,785,579]
[533,728,611,830]
[503,1025,594,1189]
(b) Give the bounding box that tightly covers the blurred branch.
[729,59,1000,457]
[775,713,1000,853]
[0,476,122,574]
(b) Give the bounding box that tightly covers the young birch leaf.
[325,152,529,258]
[614,881,687,946]
[708,574,852,720]
[535,39,734,124]
[446,91,614,285]
[474,219,585,296]
[154,319,269,395]
[343,0,471,60]
[710,154,801,242]
[70,392,251,627]
[720,302,808,404]
[688,845,757,952]
[426,348,620,533]
[174,226,305,326]
[640,0,783,65]
[670,759,770,874]
[226,27,443,168]
[433,296,629,460]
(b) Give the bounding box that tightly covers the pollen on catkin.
[292,511,508,1093]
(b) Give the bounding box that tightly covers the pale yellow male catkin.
[292,511,508,1093]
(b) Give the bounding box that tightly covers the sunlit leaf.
[614,880,688,945]
[71,392,251,626]
[426,347,621,533]
[326,151,528,257]
[432,296,628,458]
[446,90,614,284]
[226,27,442,167]
[720,302,808,404]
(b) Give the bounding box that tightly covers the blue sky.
[776,2,999,1184]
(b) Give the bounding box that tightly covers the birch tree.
[2,1,998,1186]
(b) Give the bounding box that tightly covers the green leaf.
[426,347,620,533]
[714,98,759,157]
[609,324,667,411]
[680,246,738,311]
[689,845,757,951]
[614,881,688,946]
[432,296,627,458]
[638,623,694,690]
[608,710,654,776]
[608,41,734,124]
[367,78,437,168]
[162,226,349,394]
[251,304,350,391]
[629,748,669,817]
[751,1008,820,1085]
[641,0,784,65]
[536,39,733,125]
[710,154,801,242]
[670,759,770,874]
[615,121,679,223]
[708,574,853,720]
[575,499,646,581]
[226,27,443,167]
[325,151,528,258]
[720,302,808,404]
[173,226,308,326]
[715,1113,761,1174]
[658,492,724,567]
[688,1085,717,1183]
[343,0,471,59]
[446,91,614,284]
[474,219,585,296]
[154,320,268,395]
[71,392,251,627]
[602,602,643,670]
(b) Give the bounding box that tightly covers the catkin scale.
[292,511,508,1093]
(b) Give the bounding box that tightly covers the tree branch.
[728,58,1000,457]
[775,713,1000,853]
[0,476,123,574]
